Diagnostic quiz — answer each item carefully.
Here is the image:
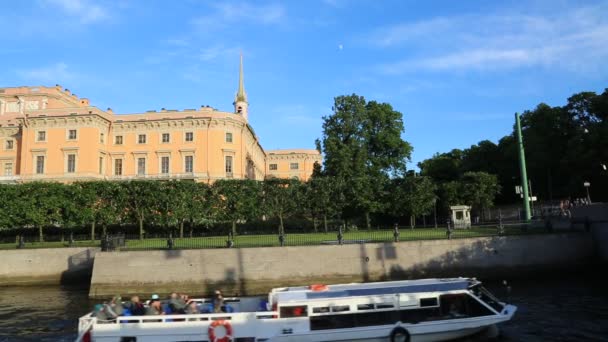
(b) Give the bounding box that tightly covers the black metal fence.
[0,218,591,251]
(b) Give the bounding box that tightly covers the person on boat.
[125,295,145,316]
[448,303,465,318]
[102,295,123,319]
[146,295,164,315]
[169,292,187,314]
[185,301,199,314]
[213,290,224,313]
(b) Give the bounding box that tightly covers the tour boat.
[77,277,516,342]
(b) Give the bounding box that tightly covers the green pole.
[515,112,532,221]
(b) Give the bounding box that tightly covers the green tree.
[263,178,303,235]
[123,181,160,240]
[17,182,66,242]
[459,172,501,220]
[319,94,412,228]
[387,175,437,228]
[214,179,261,236]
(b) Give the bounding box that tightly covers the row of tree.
[418,89,608,204]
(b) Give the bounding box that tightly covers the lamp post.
[583,181,591,203]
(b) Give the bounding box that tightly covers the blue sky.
[1,0,607,168]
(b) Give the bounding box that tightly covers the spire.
[236,53,247,103]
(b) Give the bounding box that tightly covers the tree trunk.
[365,212,371,230]
[323,214,328,233]
[179,220,184,239]
[410,215,415,229]
[102,225,107,237]
[139,218,144,240]
[279,214,284,235]
[90,221,96,241]
[232,220,237,236]
[312,216,318,232]
[39,226,43,242]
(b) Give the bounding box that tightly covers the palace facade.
[0,57,321,183]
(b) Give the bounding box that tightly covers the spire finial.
[236,53,247,103]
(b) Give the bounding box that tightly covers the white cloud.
[371,4,608,73]
[17,63,76,83]
[43,0,108,23]
[192,2,286,30]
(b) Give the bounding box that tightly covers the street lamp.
[583,181,591,203]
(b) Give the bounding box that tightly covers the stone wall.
[0,247,98,286]
[89,233,592,299]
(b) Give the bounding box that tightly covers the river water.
[1,273,607,342]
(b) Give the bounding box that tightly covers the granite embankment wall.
[0,247,98,286]
[572,203,608,262]
[89,233,593,299]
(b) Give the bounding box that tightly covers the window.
[99,157,104,174]
[313,307,330,314]
[225,156,233,177]
[114,159,123,176]
[185,132,193,142]
[138,134,147,144]
[376,303,394,309]
[67,154,76,173]
[115,135,123,145]
[185,155,193,173]
[331,305,350,312]
[37,131,46,142]
[100,133,105,143]
[225,132,233,143]
[290,163,299,170]
[269,163,277,171]
[4,163,12,176]
[137,158,146,176]
[36,156,45,174]
[5,140,13,150]
[357,304,374,311]
[162,133,170,143]
[420,298,438,307]
[456,211,464,220]
[161,156,170,174]
[68,129,77,140]
[280,306,308,318]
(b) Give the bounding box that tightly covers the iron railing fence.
[0,218,590,251]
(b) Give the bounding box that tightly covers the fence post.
[226,231,234,248]
[167,233,174,250]
[278,233,285,247]
[393,223,400,242]
[446,219,453,240]
[101,234,109,252]
[498,212,504,236]
[337,226,344,245]
[69,232,74,247]
[17,235,24,249]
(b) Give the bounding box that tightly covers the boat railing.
[75,317,95,342]
[92,311,278,325]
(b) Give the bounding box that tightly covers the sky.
[1,0,607,168]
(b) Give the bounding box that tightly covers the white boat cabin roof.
[271,278,476,303]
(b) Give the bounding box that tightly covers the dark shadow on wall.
[61,248,97,286]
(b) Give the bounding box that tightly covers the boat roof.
[272,278,475,303]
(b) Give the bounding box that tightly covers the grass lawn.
[0,224,552,251]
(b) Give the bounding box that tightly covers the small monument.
[450,205,472,229]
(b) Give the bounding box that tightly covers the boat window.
[120,338,136,342]
[280,305,308,318]
[420,297,438,307]
[312,307,330,314]
[357,304,374,311]
[376,303,394,309]
[310,314,356,330]
[331,305,350,312]
[400,307,442,323]
[477,287,505,312]
[465,294,495,317]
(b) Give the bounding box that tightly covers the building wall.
[0,85,320,183]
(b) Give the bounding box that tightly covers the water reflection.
[0,274,607,341]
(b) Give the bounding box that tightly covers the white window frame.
[161,156,170,175]
[36,130,46,142]
[185,131,194,143]
[67,154,77,173]
[225,155,233,177]
[4,163,13,176]
[290,162,299,170]
[35,155,45,174]
[138,134,147,144]
[137,157,146,176]
[269,163,278,171]
[225,132,233,143]
[114,135,123,145]
[67,129,78,141]
[114,158,123,176]
[161,132,170,143]
[184,155,194,173]
[4,139,14,150]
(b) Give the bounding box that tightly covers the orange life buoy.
[208,319,233,342]
[309,284,328,291]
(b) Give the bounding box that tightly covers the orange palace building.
[0,58,321,184]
